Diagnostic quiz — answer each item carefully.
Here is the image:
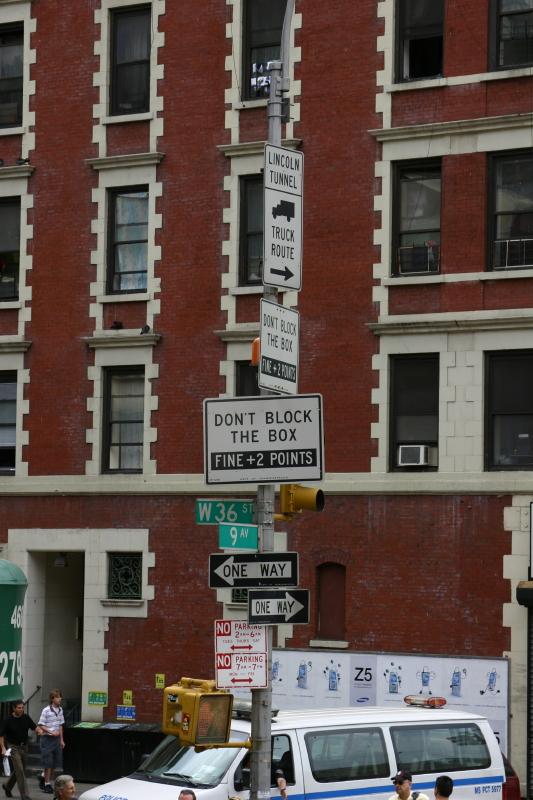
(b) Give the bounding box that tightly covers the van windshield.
[135,731,248,787]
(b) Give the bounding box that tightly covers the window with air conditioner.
[491,151,533,270]
[393,161,441,276]
[486,351,533,469]
[390,355,439,471]
[492,0,533,69]
[396,0,444,82]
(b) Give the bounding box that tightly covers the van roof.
[231,705,486,733]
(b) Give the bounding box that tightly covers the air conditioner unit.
[494,238,533,269]
[398,444,429,467]
[398,243,440,275]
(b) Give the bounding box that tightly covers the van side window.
[390,724,491,774]
[272,734,295,784]
[236,734,295,788]
[305,728,389,782]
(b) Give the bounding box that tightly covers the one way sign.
[248,589,310,625]
[208,552,298,588]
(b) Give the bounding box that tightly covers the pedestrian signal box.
[163,677,233,746]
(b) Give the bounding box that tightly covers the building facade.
[0,0,532,787]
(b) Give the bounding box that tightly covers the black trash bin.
[64,722,165,784]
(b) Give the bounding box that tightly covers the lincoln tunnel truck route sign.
[263,144,303,291]
[203,394,324,484]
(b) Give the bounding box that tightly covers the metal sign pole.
[250,4,294,800]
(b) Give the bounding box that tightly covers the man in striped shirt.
[38,690,65,795]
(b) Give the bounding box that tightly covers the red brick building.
[0,0,532,787]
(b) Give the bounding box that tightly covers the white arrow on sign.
[214,555,294,586]
[273,592,304,621]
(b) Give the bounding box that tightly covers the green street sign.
[219,523,259,551]
[195,498,255,525]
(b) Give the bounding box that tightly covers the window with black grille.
[108,552,142,599]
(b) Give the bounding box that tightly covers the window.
[491,152,533,270]
[486,351,533,469]
[494,0,533,68]
[103,367,145,473]
[394,161,441,276]
[390,355,439,470]
[236,361,259,396]
[110,6,151,115]
[107,187,149,293]
[243,0,286,100]
[391,723,490,774]
[239,176,263,285]
[108,552,142,599]
[0,24,22,127]
[0,198,20,300]
[305,728,389,782]
[396,0,443,81]
[0,372,16,474]
[237,735,295,789]
[316,563,345,641]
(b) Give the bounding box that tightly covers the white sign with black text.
[263,144,303,291]
[203,394,324,484]
[259,299,299,395]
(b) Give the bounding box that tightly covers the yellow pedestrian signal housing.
[163,677,233,746]
[278,483,325,519]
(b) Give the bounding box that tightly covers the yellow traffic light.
[163,677,233,746]
[278,483,325,519]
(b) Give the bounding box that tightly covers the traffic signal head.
[163,678,233,746]
[278,483,325,519]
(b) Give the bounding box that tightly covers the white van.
[79,705,506,800]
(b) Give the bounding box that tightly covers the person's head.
[179,791,196,800]
[49,688,63,707]
[10,699,24,717]
[391,770,413,800]
[435,776,453,798]
[53,774,76,799]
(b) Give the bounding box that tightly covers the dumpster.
[0,560,28,702]
[64,722,165,783]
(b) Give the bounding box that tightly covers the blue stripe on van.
[270,775,505,800]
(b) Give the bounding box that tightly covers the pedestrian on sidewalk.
[390,770,430,800]
[0,698,43,800]
[434,776,453,800]
[37,690,65,795]
[53,774,76,799]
